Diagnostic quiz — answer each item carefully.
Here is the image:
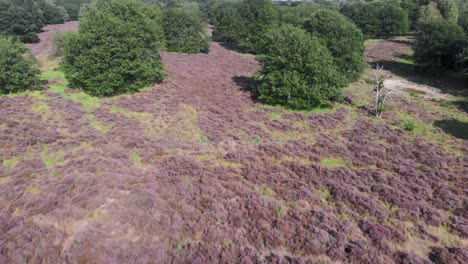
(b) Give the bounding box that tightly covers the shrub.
[255,25,344,110]
[413,20,466,73]
[402,120,416,131]
[63,0,166,96]
[163,7,210,54]
[0,37,40,94]
[304,9,365,82]
[340,2,409,38]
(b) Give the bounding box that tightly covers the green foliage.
[40,0,69,24]
[210,0,277,52]
[340,2,409,38]
[0,37,40,94]
[417,2,444,26]
[63,0,166,96]
[163,7,210,53]
[277,3,321,27]
[402,120,416,131]
[413,20,466,73]
[52,31,76,58]
[210,2,242,44]
[304,9,365,82]
[255,25,344,110]
[236,0,277,52]
[434,0,459,24]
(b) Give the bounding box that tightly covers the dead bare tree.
[374,64,392,118]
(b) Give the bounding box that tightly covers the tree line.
[1,0,467,111]
[0,0,90,43]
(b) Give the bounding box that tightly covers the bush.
[304,9,365,82]
[63,0,166,96]
[255,25,345,110]
[163,7,210,54]
[0,37,40,94]
[340,2,409,38]
[413,20,466,73]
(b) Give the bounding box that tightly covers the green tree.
[163,7,210,53]
[255,25,345,110]
[0,0,44,43]
[0,37,40,94]
[304,9,366,82]
[417,2,443,26]
[40,0,69,24]
[63,0,166,96]
[413,20,466,73]
[237,0,277,52]
[434,0,459,24]
[340,2,409,38]
[210,2,242,44]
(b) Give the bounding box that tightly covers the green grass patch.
[268,112,283,120]
[260,185,276,197]
[364,39,382,48]
[41,150,65,168]
[320,157,349,168]
[3,157,20,169]
[131,152,142,166]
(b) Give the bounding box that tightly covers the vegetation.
[340,1,409,38]
[210,2,242,44]
[413,20,466,73]
[255,25,344,110]
[304,9,365,82]
[0,0,77,43]
[63,0,166,96]
[0,37,40,94]
[163,7,210,54]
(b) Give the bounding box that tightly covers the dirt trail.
[0,24,467,264]
[365,36,452,99]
